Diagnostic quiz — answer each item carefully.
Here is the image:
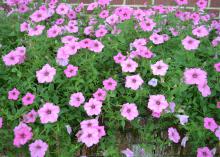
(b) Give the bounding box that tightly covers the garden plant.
[0,0,220,156]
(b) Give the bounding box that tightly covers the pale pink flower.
[175,0,188,5]
[214,62,220,72]
[29,140,48,157]
[182,36,200,50]
[65,42,80,55]
[95,28,108,38]
[84,98,103,116]
[103,77,117,91]
[28,25,45,36]
[125,74,144,90]
[149,33,164,45]
[13,123,33,147]
[2,51,20,66]
[47,25,61,38]
[80,128,99,147]
[148,95,169,113]
[204,117,218,132]
[38,103,60,124]
[30,10,48,23]
[20,22,29,32]
[64,65,78,78]
[139,18,156,32]
[121,59,138,73]
[88,40,104,53]
[69,92,85,107]
[56,3,69,15]
[23,109,38,123]
[197,82,211,97]
[183,68,207,85]
[80,119,99,130]
[113,52,126,64]
[197,147,213,157]
[121,103,139,121]
[61,36,78,44]
[151,60,169,76]
[96,126,106,138]
[22,92,35,106]
[196,0,208,10]
[8,88,20,100]
[0,117,3,128]
[168,127,180,143]
[93,88,107,101]
[192,25,209,38]
[36,64,56,83]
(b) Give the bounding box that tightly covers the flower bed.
[0,0,220,156]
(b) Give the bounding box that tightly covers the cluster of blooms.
[76,119,106,147]
[1,0,220,156]
[3,46,26,66]
[183,68,211,97]
[56,37,104,66]
[5,0,32,14]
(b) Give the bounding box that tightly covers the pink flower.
[13,123,33,147]
[28,25,45,36]
[121,103,139,121]
[99,10,109,19]
[151,60,169,76]
[175,0,188,5]
[29,140,48,157]
[80,128,99,147]
[65,42,80,55]
[168,127,180,143]
[93,88,107,101]
[113,52,126,64]
[61,35,78,44]
[182,36,200,50]
[183,68,207,85]
[22,92,35,106]
[69,92,85,107]
[64,65,78,78]
[84,26,93,35]
[139,18,156,32]
[8,88,20,100]
[56,3,69,15]
[103,77,117,91]
[80,38,92,49]
[204,117,218,132]
[197,82,211,97]
[125,74,144,90]
[23,110,38,124]
[80,119,99,130]
[121,148,134,157]
[47,25,61,38]
[197,147,213,157]
[38,103,60,124]
[148,95,169,113]
[95,28,108,38]
[36,64,56,83]
[2,51,20,66]
[84,98,102,116]
[30,10,48,23]
[192,25,209,38]
[96,126,106,138]
[121,59,138,73]
[106,14,119,25]
[88,40,104,53]
[87,2,98,11]
[196,0,208,10]
[149,33,164,45]
[214,62,220,72]
[20,22,29,32]
[0,117,3,128]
